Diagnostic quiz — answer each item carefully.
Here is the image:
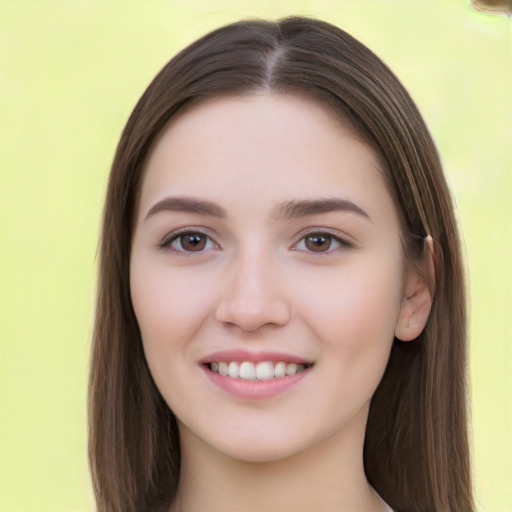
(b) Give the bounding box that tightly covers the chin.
[193,419,346,466]
[220,441,307,464]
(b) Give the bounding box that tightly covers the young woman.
[88,17,473,512]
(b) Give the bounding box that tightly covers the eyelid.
[291,228,354,253]
[159,227,220,253]
[158,226,354,254]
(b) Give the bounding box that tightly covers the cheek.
[129,256,215,355]
[293,253,403,373]
[303,262,401,333]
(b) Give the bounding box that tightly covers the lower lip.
[202,365,311,399]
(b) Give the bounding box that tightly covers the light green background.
[1,1,510,510]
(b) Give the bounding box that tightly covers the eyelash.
[293,231,352,254]
[160,229,218,254]
[159,229,352,255]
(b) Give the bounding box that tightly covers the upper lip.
[199,349,313,365]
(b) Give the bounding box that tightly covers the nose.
[215,247,291,332]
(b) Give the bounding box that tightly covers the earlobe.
[395,236,436,342]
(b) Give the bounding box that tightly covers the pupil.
[182,233,206,251]
[306,234,331,252]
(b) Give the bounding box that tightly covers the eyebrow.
[145,196,227,220]
[273,198,371,221]
[144,196,371,222]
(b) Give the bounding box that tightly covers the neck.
[171,407,387,512]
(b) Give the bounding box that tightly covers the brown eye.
[304,233,333,252]
[164,231,215,253]
[180,233,207,251]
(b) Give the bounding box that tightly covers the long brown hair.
[88,17,473,512]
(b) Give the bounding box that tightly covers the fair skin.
[130,94,433,511]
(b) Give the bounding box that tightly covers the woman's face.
[130,94,411,462]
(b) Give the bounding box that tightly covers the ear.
[395,236,436,342]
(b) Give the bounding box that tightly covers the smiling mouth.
[206,361,314,380]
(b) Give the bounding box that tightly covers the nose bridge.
[215,241,290,331]
[237,242,273,296]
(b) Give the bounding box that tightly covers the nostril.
[215,297,291,331]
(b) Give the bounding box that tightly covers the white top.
[372,488,394,512]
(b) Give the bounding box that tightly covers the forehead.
[138,94,397,224]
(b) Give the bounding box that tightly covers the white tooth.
[274,361,286,378]
[256,361,274,380]
[296,364,305,373]
[239,362,256,380]
[219,362,229,376]
[228,361,239,378]
[211,362,218,372]
[286,363,297,376]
